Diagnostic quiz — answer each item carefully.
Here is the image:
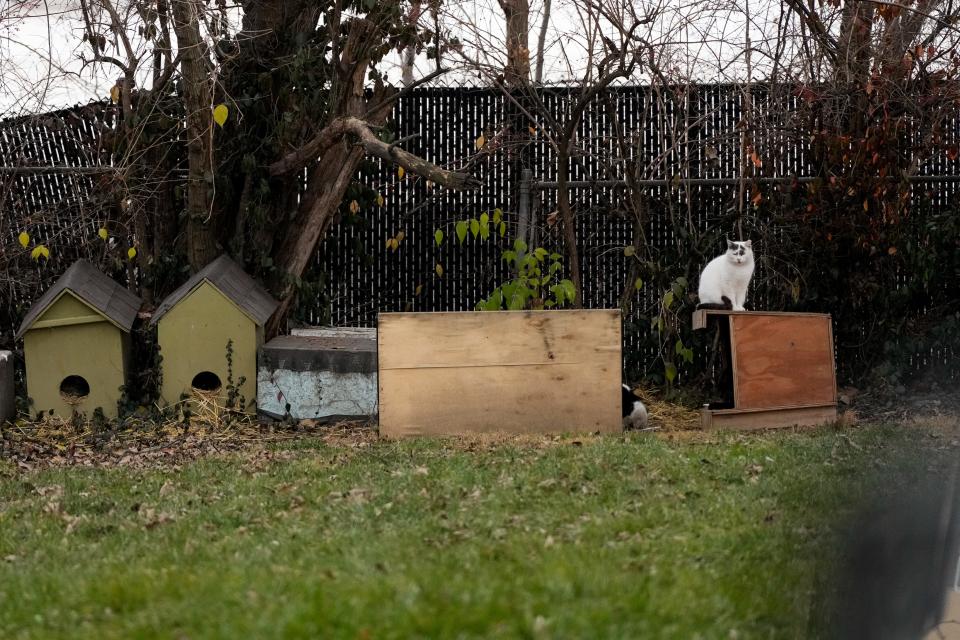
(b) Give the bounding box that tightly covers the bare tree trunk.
[170,0,216,271]
[264,19,410,335]
[499,0,530,85]
[266,142,366,336]
[401,1,422,87]
[534,0,551,84]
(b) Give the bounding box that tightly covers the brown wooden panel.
[731,314,836,410]
[378,310,622,437]
[701,405,837,431]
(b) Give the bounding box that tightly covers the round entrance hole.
[59,375,90,401]
[191,371,222,392]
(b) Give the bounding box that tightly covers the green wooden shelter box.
[16,260,142,419]
[151,255,278,414]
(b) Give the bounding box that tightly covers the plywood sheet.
[378,310,621,437]
[731,314,836,410]
[701,405,837,431]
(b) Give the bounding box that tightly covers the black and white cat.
[697,240,754,311]
[622,384,648,429]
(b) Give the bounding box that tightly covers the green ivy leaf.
[479,223,490,239]
[470,219,480,238]
[493,208,503,224]
[456,221,468,243]
[624,246,636,257]
[676,276,688,289]
[550,284,565,304]
[550,253,563,261]
[514,238,528,253]
[634,277,643,290]
[434,229,444,246]
[560,279,576,302]
[499,222,506,237]
[675,339,684,355]
[534,247,548,261]
[665,363,677,383]
[502,250,517,264]
[479,212,489,226]
[663,291,674,309]
[681,348,694,364]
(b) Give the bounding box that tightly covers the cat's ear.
[726,239,736,250]
[743,240,752,248]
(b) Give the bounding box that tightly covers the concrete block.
[258,332,377,420]
[0,351,15,423]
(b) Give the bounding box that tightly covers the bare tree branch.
[269,116,479,189]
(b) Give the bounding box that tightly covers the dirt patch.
[842,372,960,430]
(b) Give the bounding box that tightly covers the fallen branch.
[269,116,480,189]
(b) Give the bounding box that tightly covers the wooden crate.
[377,310,622,437]
[692,310,838,430]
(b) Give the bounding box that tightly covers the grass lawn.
[0,422,949,639]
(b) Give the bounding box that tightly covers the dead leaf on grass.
[158,480,175,498]
[139,506,175,529]
[63,513,85,535]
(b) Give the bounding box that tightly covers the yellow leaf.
[98,228,109,240]
[397,166,405,179]
[396,231,405,244]
[415,284,423,296]
[863,199,869,212]
[475,134,486,150]
[528,126,537,136]
[888,246,898,255]
[435,263,444,277]
[127,247,137,260]
[110,84,120,104]
[349,200,360,214]
[213,104,229,127]
[376,193,384,207]
[31,245,49,260]
[385,238,392,249]
[18,232,29,248]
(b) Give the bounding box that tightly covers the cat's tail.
[696,295,733,310]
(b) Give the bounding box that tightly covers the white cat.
[697,240,754,311]
[622,384,648,429]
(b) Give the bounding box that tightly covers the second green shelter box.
[151,255,278,414]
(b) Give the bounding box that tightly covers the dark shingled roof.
[150,254,278,327]
[16,259,142,339]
